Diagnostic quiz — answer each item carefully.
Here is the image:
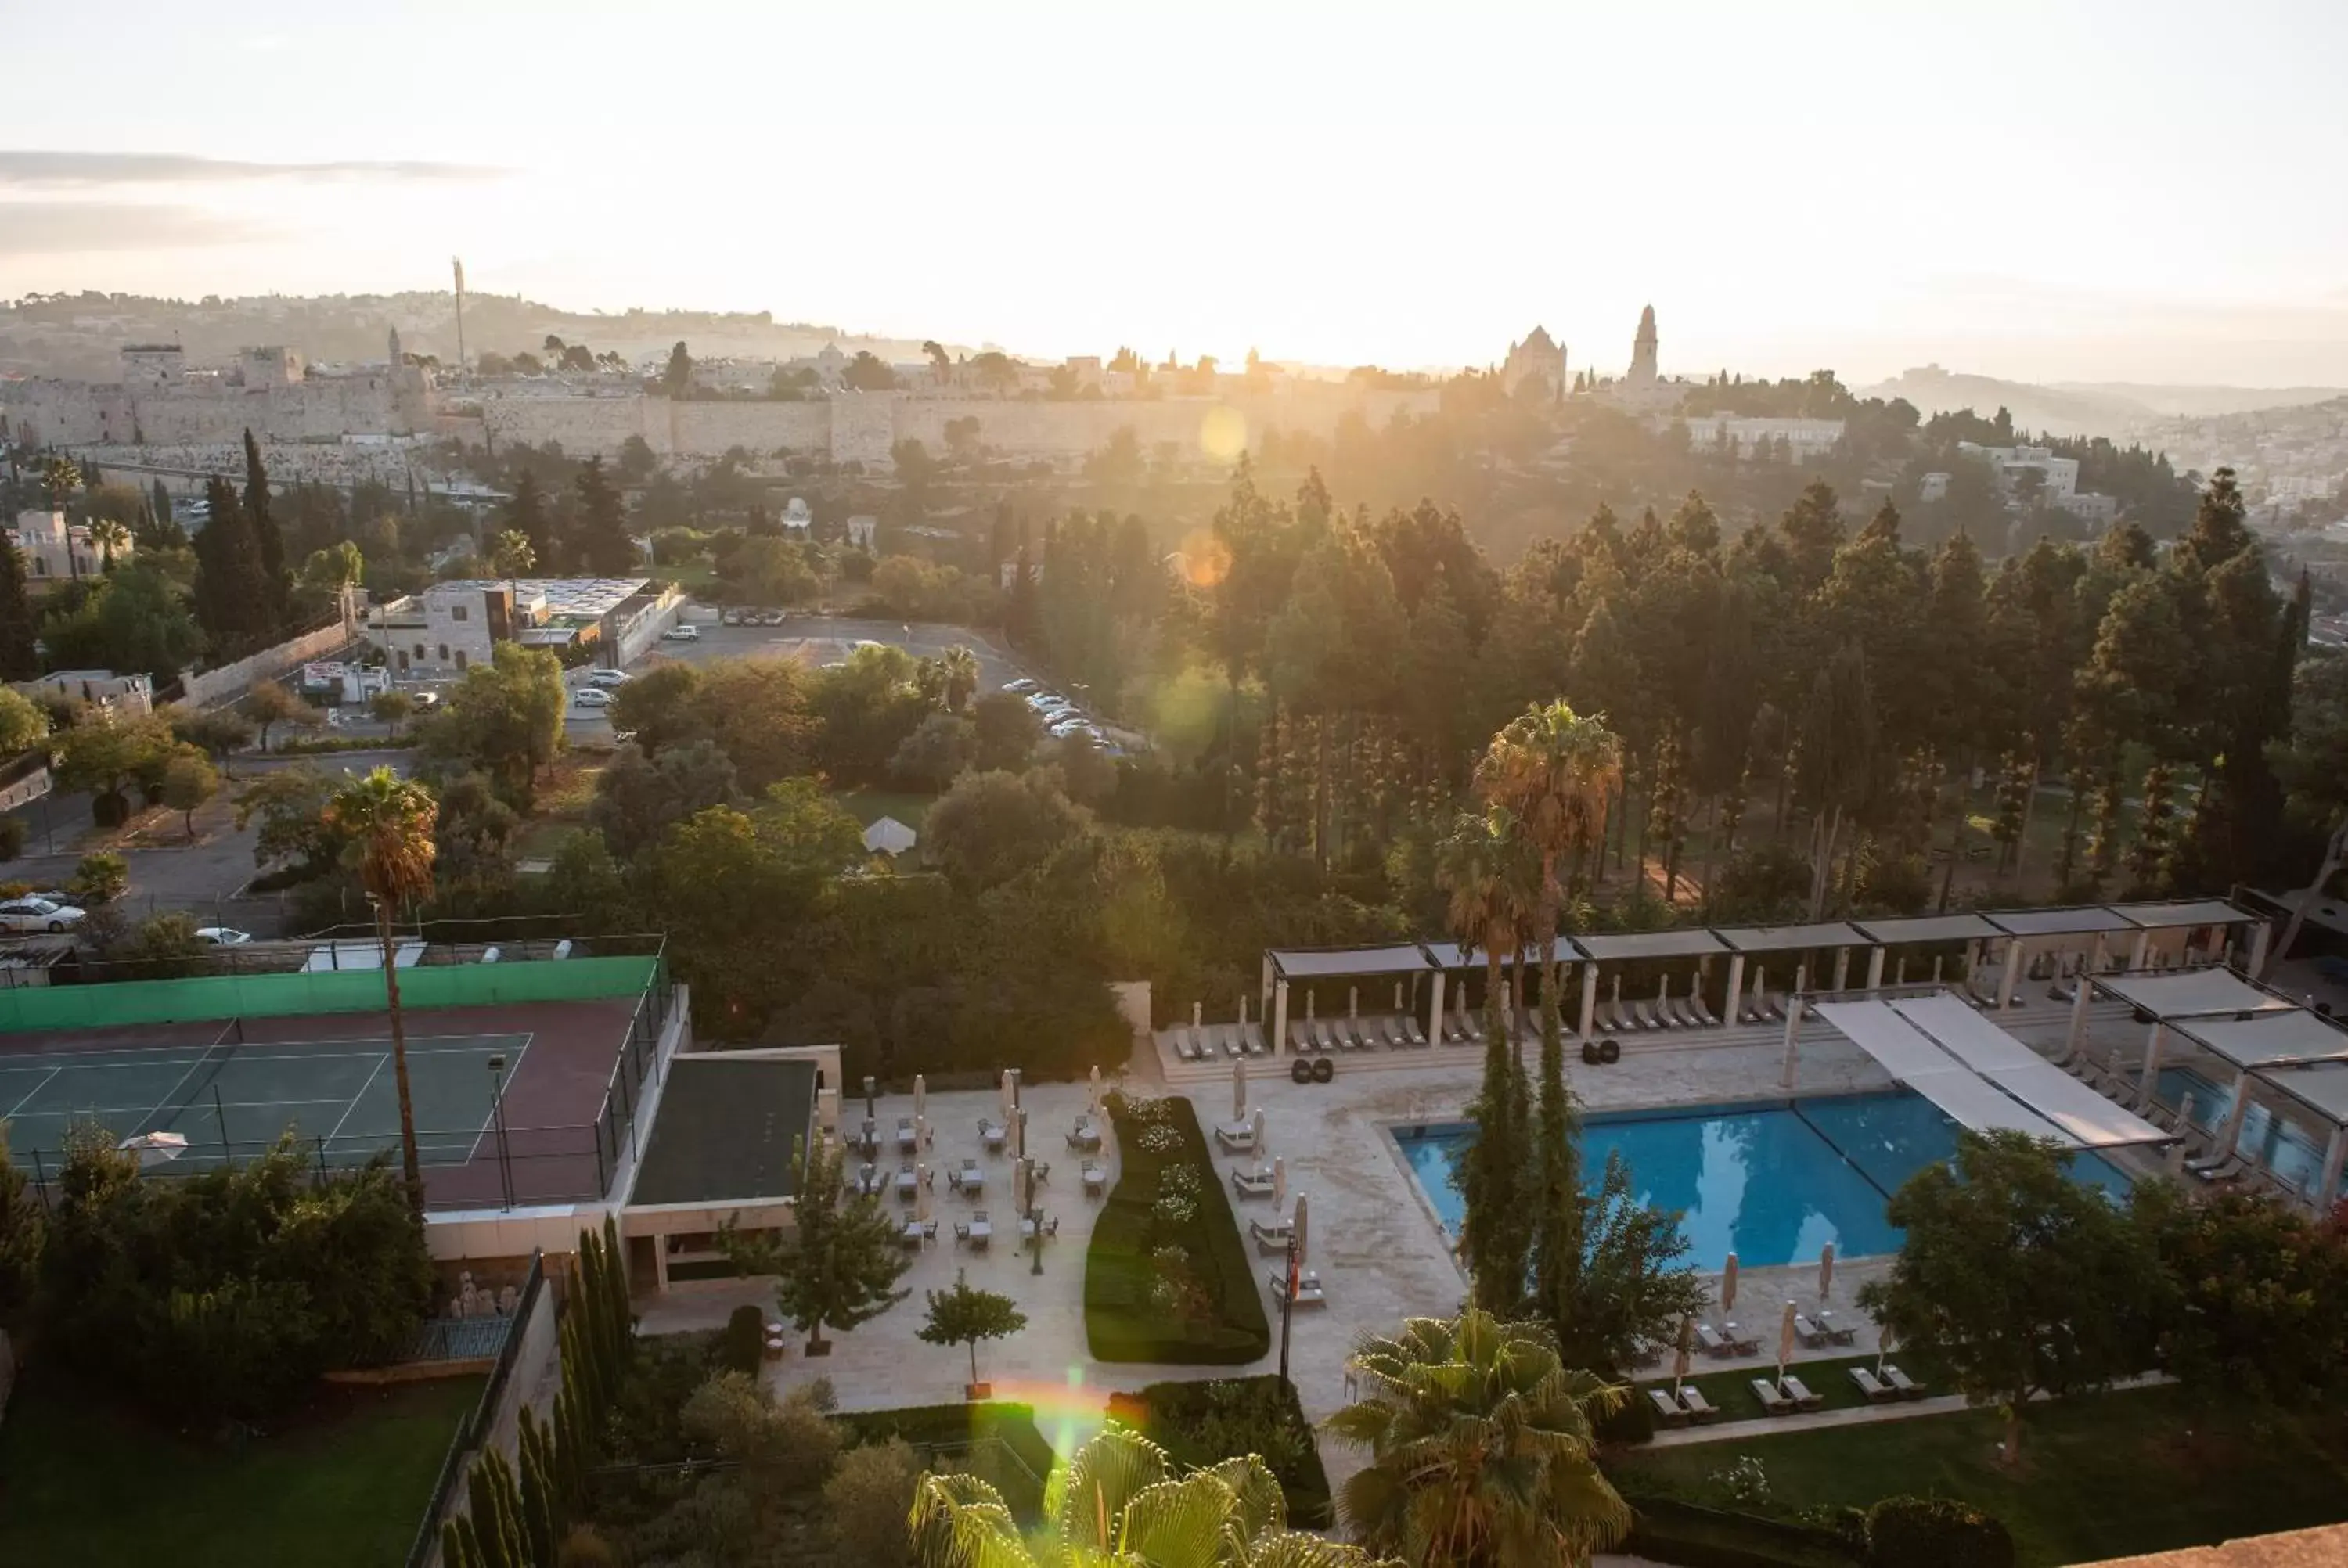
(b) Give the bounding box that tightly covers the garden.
[1083,1091,1270,1365]
[1105,1375,1331,1528]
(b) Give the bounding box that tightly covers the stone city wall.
[2,375,423,448]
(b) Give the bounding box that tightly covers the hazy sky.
[7,0,2347,386]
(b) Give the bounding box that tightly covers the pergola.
[2111,898,2265,972]
[1715,919,1874,1000]
[1263,944,1438,1048]
[2170,1010,2348,1175]
[2246,1063,2348,1205]
[1568,930,1727,1038]
[2079,967,2299,1113]
[1981,906,2140,1010]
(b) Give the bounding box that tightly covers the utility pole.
[452,257,467,373]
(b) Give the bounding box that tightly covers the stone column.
[1578,962,1600,1040]
[2247,920,2272,977]
[2067,966,2094,1054]
[1273,978,1290,1056]
[2318,1127,2347,1210]
[1864,946,1886,991]
[2137,1022,2166,1111]
[2130,929,2151,973]
[1427,969,1446,1045]
[1996,937,2022,1009]
[2216,1072,2258,1163]
[1831,945,1851,991]
[1723,953,1746,1027]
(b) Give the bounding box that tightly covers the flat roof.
[629,1056,817,1207]
[1986,906,2137,937]
[2173,1010,2348,1071]
[1270,944,1434,980]
[440,577,650,619]
[1421,940,1520,971]
[2109,899,2254,930]
[2253,1063,2348,1129]
[2099,969,2297,1020]
[1714,921,1871,955]
[1850,913,2005,945]
[1571,930,1725,962]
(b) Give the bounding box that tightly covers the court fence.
[405,1250,555,1568]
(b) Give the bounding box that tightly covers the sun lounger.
[1309,1019,1334,1052]
[1696,1324,1730,1358]
[2188,1152,2245,1183]
[1881,1365,1923,1398]
[1750,1378,1795,1416]
[1648,1387,1691,1426]
[1248,1219,1294,1254]
[1781,1375,1823,1410]
[1374,1016,1400,1048]
[1219,1027,1244,1059]
[1849,1366,1894,1401]
[1405,1014,1431,1046]
[1793,1314,1832,1350]
[1691,993,1720,1025]
[1679,1386,1720,1422]
[1242,1021,1268,1056]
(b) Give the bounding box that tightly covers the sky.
[5,0,2347,387]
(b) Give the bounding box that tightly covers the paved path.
[1644,1372,2170,1448]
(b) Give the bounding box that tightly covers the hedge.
[1864,1496,2015,1568]
[838,1401,1057,1521]
[1084,1095,1272,1364]
[1105,1376,1331,1529]
[1621,1494,1861,1568]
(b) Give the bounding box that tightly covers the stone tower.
[1629,305,1658,385]
[387,325,403,365]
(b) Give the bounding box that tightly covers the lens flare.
[1197,404,1247,465]
[1178,528,1232,589]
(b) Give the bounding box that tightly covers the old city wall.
[3,378,412,448]
[481,393,665,455]
[668,398,834,459]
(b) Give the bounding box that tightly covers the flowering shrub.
[1136,1123,1180,1155]
[1160,1163,1202,1196]
[1152,1192,1198,1228]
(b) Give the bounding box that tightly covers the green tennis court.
[0,1028,534,1173]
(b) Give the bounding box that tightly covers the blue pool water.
[1395,1091,2134,1271]
[2153,1067,2344,1203]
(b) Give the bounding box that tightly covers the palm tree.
[1436,807,1540,1310]
[324,767,438,1200]
[88,516,130,571]
[938,645,981,713]
[910,1424,1395,1568]
[1326,1311,1631,1567]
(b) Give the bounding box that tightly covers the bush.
[1864,1496,2015,1568]
[1106,1376,1331,1528]
[1621,1494,1860,1568]
[0,815,27,861]
[67,851,128,907]
[1084,1094,1270,1365]
[718,1304,765,1376]
[837,1402,1055,1522]
[1594,1376,1659,1445]
[824,1437,921,1566]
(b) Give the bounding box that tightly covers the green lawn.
[840,789,935,830]
[1638,1350,1921,1422]
[1610,1386,2348,1566]
[0,1366,484,1568]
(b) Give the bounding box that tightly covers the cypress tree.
[571,458,636,575]
[490,1448,531,1568]
[192,476,271,656]
[505,469,556,577]
[242,428,289,631]
[150,478,172,534]
[0,521,37,681]
[517,1409,558,1566]
[465,1455,518,1568]
[601,1214,632,1368]
[441,1515,481,1568]
[552,1386,585,1512]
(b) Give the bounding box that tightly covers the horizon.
[4,0,2347,387]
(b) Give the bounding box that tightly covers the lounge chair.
[1378,1016,1405,1048]
[1781,1375,1823,1410]
[1648,1387,1691,1426]
[1465,1009,1488,1042]
[1680,1386,1721,1422]
[1750,1378,1795,1416]
[2188,1152,2246,1183]
[1245,1021,1271,1056]
[1313,1019,1338,1052]
[1248,1219,1294,1254]
[1219,1027,1244,1059]
[953,1222,971,1243]
[1691,994,1720,1026]
[1696,1324,1730,1358]
[1793,1314,1832,1350]
[1405,1014,1431,1047]
[1675,994,1705,1027]
[1881,1365,1923,1398]
[1848,1365,1893,1401]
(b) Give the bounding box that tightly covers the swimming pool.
[2152,1067,2344,1203]
[1393,1091,2134,1271]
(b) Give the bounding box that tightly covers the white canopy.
[1813,1000,2081,1146]
[1421,940,1522,971]
[1852,913,2005,946]
[2174,1010,2348,1071]
[2099,969,2296,1020]
[2110,899,2253,931]
[1891,995,2045,1073]
[1713,921,1871,955]
[1893,995,2170,1149]
[1986,906,2137,937]
[1269,944,1435,980]
[1572,930,1727,962]
[2253,1063,2348,1130]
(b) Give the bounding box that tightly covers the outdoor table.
[896,1127,918,1152]
[1082,1164,1107,1194]
[963,1170,985,1196]
[981,1125,1007,1152]
[1070,1124,1102,1151]
[967,1221,992,1250]
[895,1169,918,1199]
[900,1222,924,1249]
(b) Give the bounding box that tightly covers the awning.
[1893,996,2170,1147]
[1269,944,1436,980]
[1713,921,1871,955]
[2253,1063,2348,1130]
[1986,906,2138,938]
[1571,930,1727,962]
[2099,969,2296,1020]
[2173,1010,2348,1071]
[1849,913,2005,946]
[2109,899,2255,931]
[1421,941,1522,971]
[1889,996,2044,1073]
[1812,1000,2080,1146]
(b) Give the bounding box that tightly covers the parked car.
[573,687,614,708]
[193,927,254,946]
[411,690,441,710]
[1003,678,1040,695]
[586,668,631,687]
[720,608,746,625]
[754,610,787,626]
[0,897,84,933]
[1027,693,1071,714]
[662,624,700,642]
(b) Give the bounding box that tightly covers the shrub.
[1084,1095,1270,1364]
[67,851,128,907]
[1865,1496,2015,1568]
[1107,1376,1332,1529]
[0,815,26,861]
[678,1371,841,1494]
[717,1304,765,1376]
[825,1437,921,1566]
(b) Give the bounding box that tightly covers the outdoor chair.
[1691,994,1720,1025]
[954,1222,971,1243]
[1031,1161,1049,1185]
[921,1219,938,1241]
[1750,1379,1794,1416]
[1781,1375,1822,1409]
[1696,1324,1730,1358]
[1679,1386,1721,1422]
[1219,1028,1243,1059]
[1881,1365,1923,1398]
[1794,1314,1832,1350]
[1849,1366,1894,1401]
[1244,1022,1269,1056]
[1648,1388,1691,1426]
[1043,1217,1059,1237]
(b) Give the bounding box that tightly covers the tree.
[890,713,975,791]
[2130,1183,2348,1415]
[420,644,567,806]
[324,768,439,1199]
[38,562,207,687]
[244,678,311,753]
[67,851,129,908]
[0,514,38,679]
[970,691,1042,773]
[490,528,536,586]
[723,1133,909,1354]
[371,689,416,738]
[571,458,636,575]
[40,455,81,510]
[1859,1130,2159,1464]
[53,710,172,824]
[88,514,131,570]
[826,1438,922,1568]
[663,340,693,398]
[0,689,49,757]
[504,469,558,575]
[936,645,981,713]
[587,739,739,859]
[160,747,219,840]
[924,768,1090,893]
[192,476,271,657]
[1326,1310,1630,1567]
[0,1127,44,1327]
[842,350,898,391]
[916,1270,1028,1388]
[911,1424,1394,1568]
[243,428,289,631]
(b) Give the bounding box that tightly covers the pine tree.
[242,428,289,631]
[552,1386,585,1513]
[571,459,636,575]
[150,478,172,533]
[466,1451,521,1568]
[2127,762,2176,895]
[505,469,557,577]
[601,1214,632,1369]
[192,476,271,656]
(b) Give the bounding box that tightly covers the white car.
[573,686,614,708]
[0,897,84,933]
[587,668,631,687]
[1003,678,1040,695]
[194,927,254,946]
[661,624,700,642]
[1028,693,1071,713]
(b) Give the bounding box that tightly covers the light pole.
[486,1052,515,1210]
[1277,1232,1298,1383]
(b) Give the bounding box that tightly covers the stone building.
[1500,327,1566,403]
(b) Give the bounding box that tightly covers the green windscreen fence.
[0,955,661,1034]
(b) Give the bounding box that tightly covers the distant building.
[1959,442,2080,501]
[1920,471,1951,503]
[362,577,652,675]
[781,496,813,536]
[1628,305,1660,387]
[2054,491,2120,527]
[1597,305,1683,413]
[14,669,153,717]
[1500,327,1567,403]
[1684,415,1846,461]
[10,509,124,588]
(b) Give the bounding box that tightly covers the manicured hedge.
[1864,1496,2015,1568]
[1084,1095,1273,1364]
[1621,1494,1861,1568]
[1106,1376,1331,1529]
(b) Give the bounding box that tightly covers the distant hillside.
[1863,365,2348,440]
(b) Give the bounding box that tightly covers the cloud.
[0,150,503,187]
[0,202,279,255]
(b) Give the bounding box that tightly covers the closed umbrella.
[1294,1193,1310,1268]
[2169,1092,2197,1175]
[1721,1251,1739,1318]
[1000,1069,1014,1124]
[913,1074,927,1122]
[1194,999,1204,1030]
[1349,985,1359,1023]
[1876,1320,1895,1377]
[1306,990,1317,1022]
[1673,1315,1694,1396]
[1273,1156,1286,1207]
[1819,1242,1836,1302]
[1239,993,1251,1029]
[914,1113,928,1153]
[1251,1107,1266,1158]
[1012,1107,1026,1163]
[1777,1301,1798,1387]
[1014,1157,1030,1216]
[1234,1057,1247,1124]
[1089,1065,1103,1120]
[1393,980,1405,1012]
[916,1165,930,1224]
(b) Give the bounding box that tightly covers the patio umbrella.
[1012,1107,1026,1163]
[1931,954,1945,984]
[1893,955,1908,986]
[1293,1193,1309,1268]
[1721,1251,1739,1318]
[1658,974,1673,1016]
[916,1165,931,1224]
[1239,993,1250,1028]
[1777,1302,1798,1387]
[1089,1065,1103,1120]
[1014,1157,1030,1216]
[2169,1091,2196,1175]
[1819,1242,1836,1302]
[1305,990,1316,1021]
[913,1074,927,1122]
[1393,980,1405,1012]
[1193,999,1204,1030]
[1273,1156,1286,1207]
[1251,1107,1266,1158]
[1612,972,1624,1012]
[915,1113,928,1152]
[1349,985,1359,1022]
[118,1131,188,1168]
[1673,1315,1694,1396]
[1000,1069,1014,1123]
[1234,1057,1247,1124]
[1876,1321,1895,1377]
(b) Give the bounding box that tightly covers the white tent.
[862,815,919,857]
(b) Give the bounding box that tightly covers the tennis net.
[139,1018,245,1135]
